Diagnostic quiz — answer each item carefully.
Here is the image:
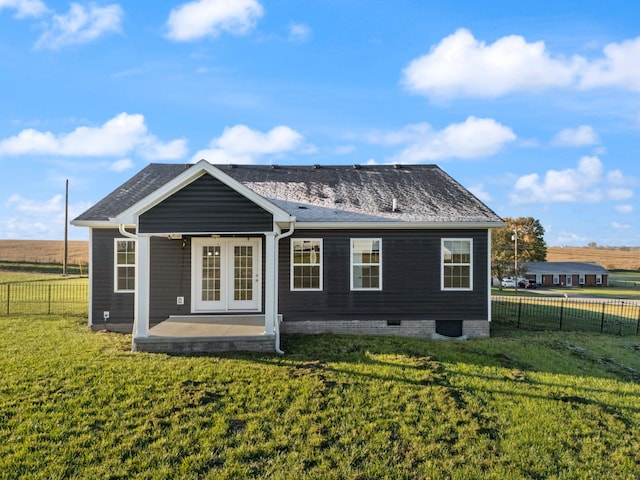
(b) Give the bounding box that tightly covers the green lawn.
[1,316,639,479]
[0,270,87,284]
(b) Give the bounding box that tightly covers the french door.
[192,238,261,312]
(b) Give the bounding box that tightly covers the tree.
[491,217,546,283]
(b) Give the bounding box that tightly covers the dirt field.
[547,246,640,271]
[0,240,88,265]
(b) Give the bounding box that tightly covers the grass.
[1,316,639,479]
[0,270,87,284]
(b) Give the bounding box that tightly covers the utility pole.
[63,179,68,276]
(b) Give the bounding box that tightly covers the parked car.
[526,279,537,289]
[501,278,516,288]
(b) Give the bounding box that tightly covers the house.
[521,262,609,287]
[72,160,505,353]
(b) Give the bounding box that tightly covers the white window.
[566,275,572,286]
[351,239,381,290]
[553,275,560,285]
[596,274,602,285]
[442,239,473,290]
[114,239,135,292]
[291,239,323,291]
[579,274,585,285]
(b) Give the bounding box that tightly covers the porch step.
[133,334,275,353]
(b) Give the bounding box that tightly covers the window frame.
[553,274,560,285]
[579,274,585,285]
[290,238,323,291]
[441,238,473,291]
[350,238,382,291]
[114,238,136,293]
[596,274,602,285]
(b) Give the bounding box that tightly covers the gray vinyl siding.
[149,237,192,325]
[278,229,489,323]
[147,236,266,325]
[139,173,273,234]
[91,229,134,326]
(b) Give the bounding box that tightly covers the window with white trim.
[351,239,381,290]
[553,274,560,285]
[114,239,135,292]
[579,274,585,285]
[596,274,602,285]
[442,239,473,290]
[291,239,322,290]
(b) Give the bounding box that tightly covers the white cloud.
[607,188,633,200]
[7,193,63,213]
[166,0,263,42]
[580,36,640,91]
[2,193,91,239]
[402,28,579,100]
[0,112,188,160]
[367,117,515,163]
[468,184,492,202]
[192,124,303,163]
[512,156,636,204]
[34,2,123,50]
[288,22,310,42]
[606,169,637,200]
[108,158,133,172]
[551,125,600,147]
[402,29,640,100]
[556,232,587,245]
[611,221,631,229]
[615,204,634,214]
[0,0,48,18]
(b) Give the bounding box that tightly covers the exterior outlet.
[176,296,184,305]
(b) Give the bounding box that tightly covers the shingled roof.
[73,162,503,225]
[521,262,609,275]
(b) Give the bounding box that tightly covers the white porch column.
[264,232,277,335]
[487,228,492,323]
[133,233,151,339]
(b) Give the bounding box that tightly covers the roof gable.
[111,160,293,225]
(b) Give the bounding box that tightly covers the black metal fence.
[0,282,88,316]
[492,295,640,335]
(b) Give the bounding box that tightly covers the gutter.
[273,221,295,354]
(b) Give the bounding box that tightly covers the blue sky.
[1,0,639,245]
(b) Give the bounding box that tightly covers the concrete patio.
[132,315,277,353]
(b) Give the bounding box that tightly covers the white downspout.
[273,221,295,354]
[118,224,137,240]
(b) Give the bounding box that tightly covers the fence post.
[600,302,606,333]
[559,298,564,331]
[6,283,9,315]
[517,298,522,329]
[636,304,640,336]
[48,284,52,315]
